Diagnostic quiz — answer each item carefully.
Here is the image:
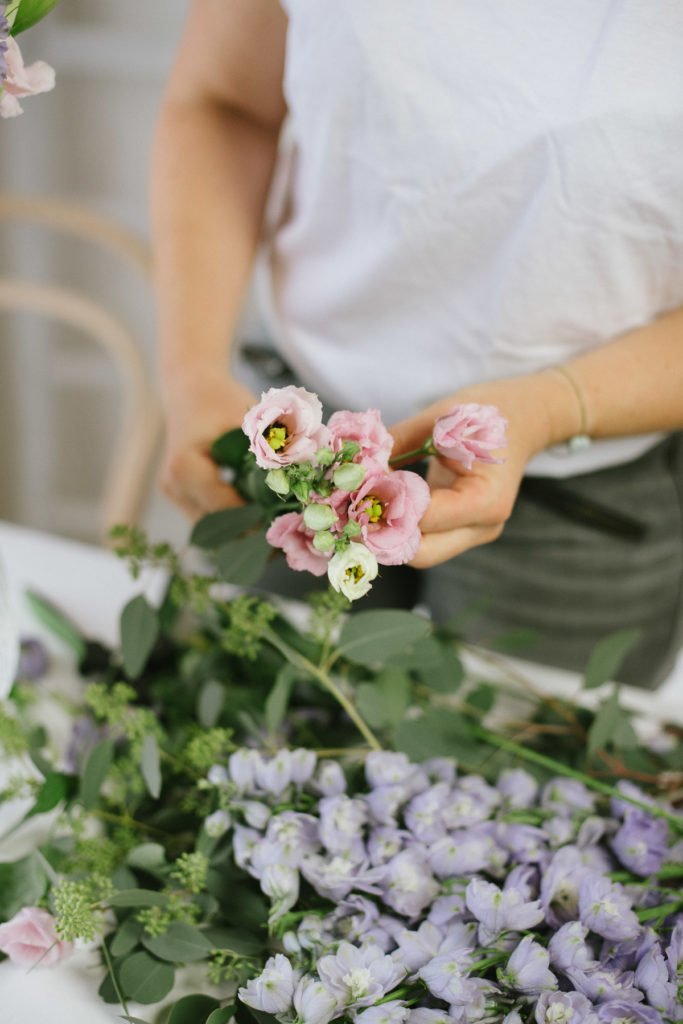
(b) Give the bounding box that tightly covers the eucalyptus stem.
[101,939,132,1019]
[470,723,683,833]
[263,628,382,751]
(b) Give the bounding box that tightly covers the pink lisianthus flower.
[0,36,55,119]
[327,409,394,470]
[266,511,331,576]
[242,386,329,470]
[0,907,72,968]
[432,403,507,470]
[349,470,430,565]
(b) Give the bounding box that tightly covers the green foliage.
[588,687,639,756]
[191,507,263,549]
[140,733,162,799]
[167,996,222,1024]
[183,728,234,775]
[217,534,271,587]
[220,595,277,660]
[170,852,209,895]
[197,680,225,729]
[119,951,175,1004]
[307,587,351,641]
[121,595,159,679]
[337,609,432,666]
[54,876,113,942]
[0,854,48,920]
[11,0,63,34]
[210,428,250,469]
[80,738,114,809]
[584,628,641,689]
[356,668,411,730]
[0,706,29,756]
[264,667,295,735]
[110,525,181,580]
[142,922,213,963]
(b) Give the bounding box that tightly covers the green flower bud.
[315,447,335,467]
[340,440,362,461]
[312,530,336,552]
[303,503,339,532]
[343,519,362,538]
[333,462,366,492]
[265,469,290,496]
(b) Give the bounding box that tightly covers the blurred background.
[0,0,268,547]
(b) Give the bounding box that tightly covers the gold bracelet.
[546,365,592,453]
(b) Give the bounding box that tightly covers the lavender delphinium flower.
[567,966,643,1004]
[291,976,340,1024]
[366,751,424,790]
[301,852,383,901]
[534,990,596,1024]
[239,953,297,1014]
[611,813,669,876]
[368,826,407,866]
[381,848,440,917]
[63,716,108,774]
[317,941,405,1010]
[319,795,368,855]
[542,779,596,817]
[498,768,539,809]
[666,919,683,982]
[260,864,300,919]
[315,760,347,796]
[418,947,476,1003]
[429,825,507,879]
[549,921,599,973]
[578,874,641,942]
[595,1001,664,1024]
[465,876,544,941]
[634,948,677,1016]
[205,809,232,838]
[16,637,49,680]
[404,783,450,842]
[355,1000,410,1024]
[501,935,557,994]
[0,6,8,83]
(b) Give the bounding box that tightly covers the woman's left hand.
[389,372,573,568]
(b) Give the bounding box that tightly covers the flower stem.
[262,628,382,751]
[469,723,683,833]
[389,442,434,467]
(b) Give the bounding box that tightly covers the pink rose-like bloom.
[0,907,72,968]
[266,511,330,576]
[327,409,394,470]
[242,386,328,470]
[0,37,55,119]
[349,470,430,566]
[432,403,508,470]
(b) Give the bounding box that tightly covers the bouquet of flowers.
[1,0,60,118]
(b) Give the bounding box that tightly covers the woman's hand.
[160,372,256,520]
[389,372,575,568]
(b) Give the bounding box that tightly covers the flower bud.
[343,519,362,538]
[265,469,291,496]
[340,440,362,461]
[303,503,339,532]
[327,543,378,600]
[333,462,366,491]
[315,447,335,467]
[312,530,336,552]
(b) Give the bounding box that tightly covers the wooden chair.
[0,194,162,543]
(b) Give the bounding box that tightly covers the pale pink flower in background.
[0,37,55,119]
[266,511,330,576]
[432,403,507,470]
[349,470,430,565]
[0,907,72,968]
[242,386,328,470]
[327,409,394,470]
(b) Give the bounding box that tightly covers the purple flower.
[292,977,339,1024]
[317,942,405,1009]
[549,921,599,973]
[545,816,578,847]
[542,779,596,817]
[238,954,297,1014]
[380,848,439,917]
[535,991,595,1024]
[666,919,683,981]
[447,977,498,1020]
[404,783,450,842]
[260,864,300,919]
[366,785,411,827]
[235,799,271,829]
[443,776,500,829]
[366,751,423,790]
[634,948,676,1015]
[427,891,467,927]
[332,896,394,950]
[541,847,609,928]
[498,823,548,864]
[611,814,669,877]
[578,874,641,942]
[418,948,475,1002]
[610,781,659,821]
[465,877,544,938]
[266,811,320,865]
[300,853,383,901]
[290,748,318,785]
[501,936,557,994]
[355,1000,410,1024]
[498,768,539,809]
[504,863,539,901]
[319,795,368,855]
[315,760,347,796]
[16,637,49,680]
[567,967,643,1004]
[424,758,457,785]
[229,749,262,792]
[368,827,407,866]
[255,750,294,795]
[0,8,8,83]
[63,716,108,774]
[409,1012,452,1024]
[595,1002,664,1024]
[429,827,506,878]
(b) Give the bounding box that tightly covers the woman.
[151,0,683,686]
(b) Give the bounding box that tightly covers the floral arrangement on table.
[1,0,60,118]
[0,389,682,1024]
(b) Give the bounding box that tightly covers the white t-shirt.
[258,1,683,476]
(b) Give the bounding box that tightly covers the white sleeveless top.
[257,1,683,476]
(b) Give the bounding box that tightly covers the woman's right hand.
[160,372,256,520]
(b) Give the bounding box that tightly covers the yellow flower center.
[364,495,384,523]
[266,423,288,451]
[345,564,365,583]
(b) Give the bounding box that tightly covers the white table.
[0,520,681,1024]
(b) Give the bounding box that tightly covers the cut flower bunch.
[0,0,61,117]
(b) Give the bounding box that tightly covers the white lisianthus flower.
[327,543,378,600]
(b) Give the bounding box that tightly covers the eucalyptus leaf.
[356,683,398,729]
[217,533,271,587]
[198,680,225,729]
[466,683,496,714]
[126,843,166,872]
[210,428,250,469]
[79,738,114,809]
[108,889,168,908]
[202,927,263,955]
[584,628,641,689]
[140,733,162,799]
[191,506,263,550]
[27,771,76,817]
[206,1008,237,1024]
[24,590,86,660]
[338,610,431,667]
[142,922,213,963]
[587,687,620,754]
[119,951,175,1004]
[121,595,159,679]
[416,642,464,693]
[110,917,144,958]
[395,708,472,761]
[168,996,221,1024]
[265,666,295,734]
[0,854,48,919]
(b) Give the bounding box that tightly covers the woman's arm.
[151,0,287,519]
[391,305,683,568]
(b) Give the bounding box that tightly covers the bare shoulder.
[165,0,287,129]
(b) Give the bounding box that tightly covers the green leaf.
[210,428,250,469]
[108,889,168,908]
[416,641,464,693]
[490,628,538,653]
[0,854,48,919]
[168,996,221,1024]
[588,687,638,755]
[142,922,214,963]
[140,733,162,799]
[126,843,166,872]
[191,506,263,549]
[466,683,496,714]
[197,680,225,729]
[11,0,63,35]
[385,635,444,670]
[338,610,431,667]
[217,533,271,587]
[79,738,114,809]
[109,917,144,958]
[25,590,86,660]
[120,595,159,679]
[119,1017,151,1024]
[584,628,641,689]
[395,708,472,760]
[119,951,175,1004]
[264,666,295,734]
[202,927,263,955]
[206,1008,237,1024]
[27,771,75,817]
[356,673,410,730]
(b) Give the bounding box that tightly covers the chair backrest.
[0,194,162,543]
